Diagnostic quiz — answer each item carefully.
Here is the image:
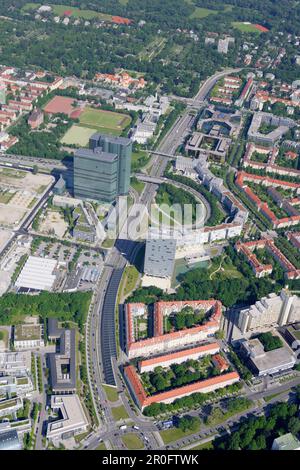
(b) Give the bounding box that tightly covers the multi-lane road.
[0,67,254,451]
[82,68,252,450]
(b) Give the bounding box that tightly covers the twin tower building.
[73,133,132,203]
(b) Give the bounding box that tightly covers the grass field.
[122,433,144,450]
[78,107,131,135]
[111,405,129,421]
[232,22,263,33]
[121,265,140,298]
[131,178,145,195]
[102,384,119,402]
[60,125,97,147]
[131,150,151,173]
[160,422,200,444]
[96,442,107,450]
[190,7,218,19]
[22,3,113,21]
[188,440,214,450]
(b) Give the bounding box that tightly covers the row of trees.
[143,381,243,417]
[0,291,92,333]
[215,398,300,450]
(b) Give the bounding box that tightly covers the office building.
[239,338,296,376]
[46,395,89,442]
[144,238,176,279]
[272,433,300,450]
[0,430,22,450]
[0,351,31,376]
[13,323,44,350]
[247,112,295,146]
[0,397,23,418]
[74,133,132,203]
[48,320,76,394]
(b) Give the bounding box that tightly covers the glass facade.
[74,133,132,203]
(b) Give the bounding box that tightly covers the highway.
[83,69,249,450]
[83,102,199,450]
[0,68,252,450]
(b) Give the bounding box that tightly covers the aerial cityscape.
[0,0,300,458]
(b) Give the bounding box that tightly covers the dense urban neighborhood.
[0,0,299,458]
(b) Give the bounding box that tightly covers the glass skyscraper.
[74,133,132,203]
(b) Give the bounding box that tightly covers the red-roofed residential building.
[138,343,220,373]
[28,108,44,129]
[236,238,300,280]
[212,354,230,373]
[288,232,300,251]
[125,300,222,359]
[124,366,240,409]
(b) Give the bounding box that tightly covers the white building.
[239,338,296,376]
[15,256,58,291]
[0,397,23,418]
[0,351,31,376]
[272,433,300,450]
[13,323,44,351]
[237,291,300,334]
[218,38,229,54]
[46,395,89,442]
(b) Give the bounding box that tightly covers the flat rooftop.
[47,394,88,438]
[244,340,296,373]
[15,256,57,291]
[14,324,41,342]
[75,147,118,163]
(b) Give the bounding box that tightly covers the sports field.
[232,22,269,33]
[43,96,78,117]
[60,125,97,147]
[78,107,131,135]
[22,3,131,23]
[23,3,113,20]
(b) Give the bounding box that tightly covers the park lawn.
[79,107,131,134]
[160,422,200,445]
[96,442,107,450]
[111,405,129,421]
[131,150,151,172]
[122,433,144,450]
[0,329,8,348]
[60,124,97,147]
[232,22,262,33]
[188,440,214,450]
[102,238,115,249]
[131,178,145,195]
[22,3,113,20]
[102,384,119,402]
[122,265,140,298]
[190,7,218,19]
[74,431,90,443]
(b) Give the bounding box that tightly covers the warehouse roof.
[15,256,57,291]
